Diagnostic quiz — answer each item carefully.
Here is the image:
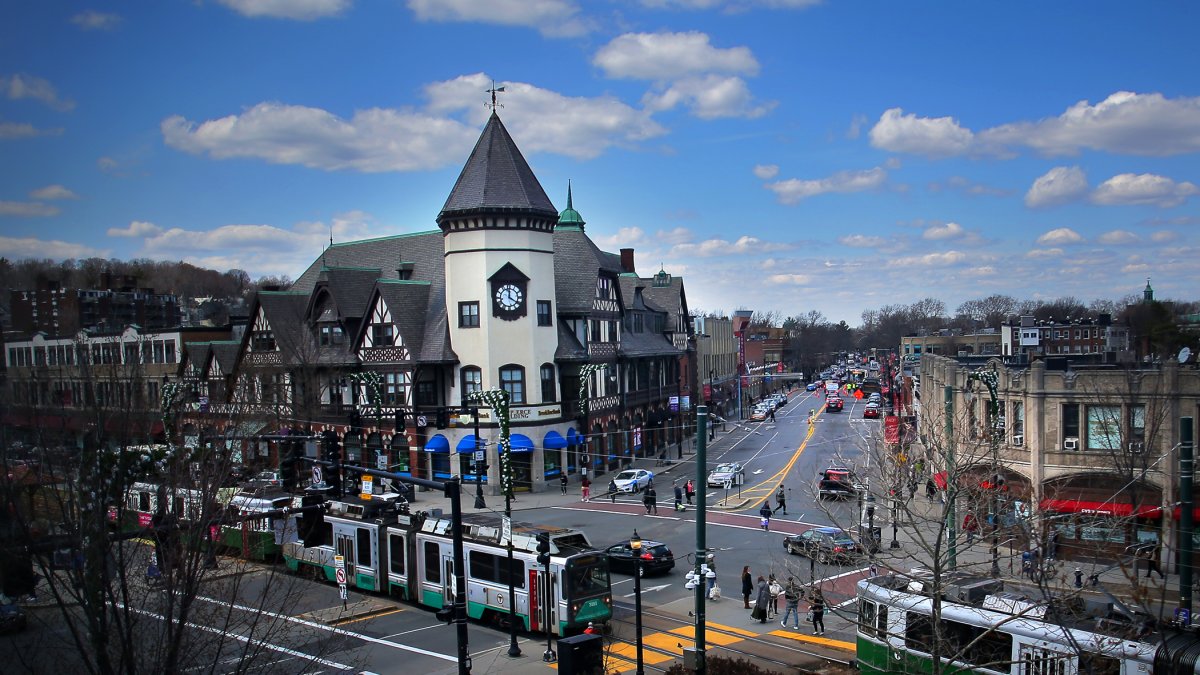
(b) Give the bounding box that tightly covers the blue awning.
[424,434,449,453]
[543,431,567,449]
[566,428,579,445]
[456,435,482,452]
[509,434,534,453]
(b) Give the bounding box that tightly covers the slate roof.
[371,280,448,362]
[308,267,383,321]
[552,225,626,315]
[437,112,558,224]
[182,342,212,377]
[254,291,315,363]
[210,341,241,374]
[617,275,685,359]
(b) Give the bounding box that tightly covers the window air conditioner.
[1012,434,1024,447]
[1063,438,1079,451]
[1128,442,1144,454]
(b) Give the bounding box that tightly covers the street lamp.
[630,530,645,675]
[967,365,1002,578]
[890,495,901,549]
[866,495,877,556]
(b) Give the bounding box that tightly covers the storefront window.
[544,449,560,477]
[1080,518,1125,543]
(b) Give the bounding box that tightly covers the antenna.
[486,80,505,111]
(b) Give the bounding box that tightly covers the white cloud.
[1036,227,1084,245]
[846,114,868,140]
[982,91,1200,157]
[753,164,778,180]
[922,222,964,240]
[0,235,106,259]
[1024,166,1088,208]
[1097,230,1139,245]
[594,31,758,80]
[838,234,887,248]
[592,226,651,250]
[422,74,666,159]
[868,108,973,158]
[641,74,774,119]
[107,221,164,238]
[218,0,351,21]
[30,184,79,200]
[765,166,886,205]
[0,74,75,111]
[408,0,588,37]
[764,273,812,285]
[70,11,122,30]
[0,201,60,217]
[1025,248,1064,259]
[887,251,967,267]
[1151,230,1179,243]
[1091,173,1199,208]
[670,235,790,257]
[0,121,59,139]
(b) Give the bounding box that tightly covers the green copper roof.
[557,181,585,228]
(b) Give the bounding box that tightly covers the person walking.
[963,512,979,545]
[607,479,618,503]
[673,483,684,511]
[685,479,695,505]
[780,577,802,629]
[706,553,717,595]
[580,475,590,502]
[759,502,772,531]
[560,473,569,495]
[741,566,753,609]
[753,576,770,623]
[773,486,788,515]
[768,575,783,619]
[809,590,825,636]
[925,478,936,500]
[643,484,658,514]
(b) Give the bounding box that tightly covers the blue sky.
[2,1,1197,324]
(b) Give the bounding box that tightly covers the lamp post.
[890,495,901,549]
[630,530,645,675]
[968,365,1002,578]
[471,405,486,510]
[866,495,877,556]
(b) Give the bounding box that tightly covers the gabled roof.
[181,342,212,377]
[553,226,626,314]
[254,291,314,362]
[437,112,557,225]
[354,280,440,360]
[210,341,241,374]
[307,267,382,321]
[554,320,588,362]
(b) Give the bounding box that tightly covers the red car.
[863,403,880,419]
[826,397,844,412]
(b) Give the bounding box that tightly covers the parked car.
[867,393,883,405]
[604,540,675,576]
[246,470,283,489]
[769,393,788,408]
[749,406,769,422]
[817,467,864,499]
[783,527,861,564]
[806,382,819,391]
[825,397,844,412]
[707,462,745,488]
[612,469,654,493]
[863,403,881,419]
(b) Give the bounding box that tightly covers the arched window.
[540,363,556,403]
[499,365,525,404]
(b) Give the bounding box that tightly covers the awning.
[509,434,534,453]
[456,435,482,452]
[424,434,450,453]
[566,428,579,445]
[1039,498,1162,519]
[933,471,948,490]
[543,431,568,449]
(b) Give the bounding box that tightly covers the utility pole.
[1181,416,1194,614]
[693,405,708,674]
[945,385,957,570]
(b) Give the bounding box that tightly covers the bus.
[283,496,612,636]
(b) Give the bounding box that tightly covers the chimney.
[620,248,635,273]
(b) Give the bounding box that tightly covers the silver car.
[707,462,744,488]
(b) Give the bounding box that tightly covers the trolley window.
[138,492,151,512]
[468,550,526,589]
[424,541,440,583]
[1079,653,1119,675]
[566,559,609,598]
[877,605,888,638]
[356,527,372,567]
[905,611,933,653]
[388,534,406,575]
[859,599,877,637]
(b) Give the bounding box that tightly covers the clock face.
[495,283,524,311]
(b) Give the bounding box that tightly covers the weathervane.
[486,80,505,111]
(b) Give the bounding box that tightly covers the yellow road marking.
[744,421,817,512]
[669,621,757,640]
[330,607,404,625]
[768,629,856,651]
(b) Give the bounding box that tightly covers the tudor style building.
[182,112,694,493]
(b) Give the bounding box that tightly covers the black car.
[783,527,861,564]
[826,397,843,412]
[604,540,675,576]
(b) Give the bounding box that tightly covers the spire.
[1144,277,1154,302]
[557,180,586,229]
[437,112,557,229]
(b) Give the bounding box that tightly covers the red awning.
[933,471,948,490]
[1039,498,1162,518]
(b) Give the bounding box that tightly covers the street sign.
[335,567,347,584]
[360,475,373,500]
[502,516,512,546]
[339,586,348,601]
[377,454,388,470]
[416,414,428,427]
[312,465,323,486]
[474,450,485,462]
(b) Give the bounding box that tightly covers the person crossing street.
[759,502,772,531]
[773,486,787,515]
[643,484,658,514]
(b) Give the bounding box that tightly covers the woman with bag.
[767,575,783,620]
[740,566,753,609]
[685,479,695,505]
[752,576,770,623]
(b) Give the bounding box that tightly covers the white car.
[707,462,745,488]
[612,469,654,493]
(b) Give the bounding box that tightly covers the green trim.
[331,230,439,247]
[355,572,378,591]
[421,588,443,608]
[377,279,431,286]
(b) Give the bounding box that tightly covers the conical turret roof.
[437,112,557,227]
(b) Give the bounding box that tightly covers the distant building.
[901,330,1003,359]
[1000,315,1129,360]
[9,274,182,336]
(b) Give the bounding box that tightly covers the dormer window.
[319,324,345,346]
[371,323,394,346]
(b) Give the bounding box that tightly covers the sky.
[1,1,1198,325]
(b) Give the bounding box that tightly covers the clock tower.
[438,111,560,406]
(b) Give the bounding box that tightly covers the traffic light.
[435,407,449,429]
[321,430,342,497]
[536,532,551,566]
[297,494,327,546]
[281,440,301,492]
[395,408,406,431]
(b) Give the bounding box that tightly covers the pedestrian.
[706,553,718,594]
[1144,541,1165,579]
[769,407,776,422]
[759,502,772,531]
[1046,529,1060,561]
[674,483,684,511]
[809,590,825,636]
[768,574,783,619]
[925,478,936,500]
[643,484,657,514]
[741,566,753,609]
[685,479,695,505]
[963,512,979,545]
[608,479,618,503]
[753,576,770,623]
[583,621,598,635]
[560,473,569,495]
[773,486,787,515]
[580,475,590,502]
[781,577,802,629]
